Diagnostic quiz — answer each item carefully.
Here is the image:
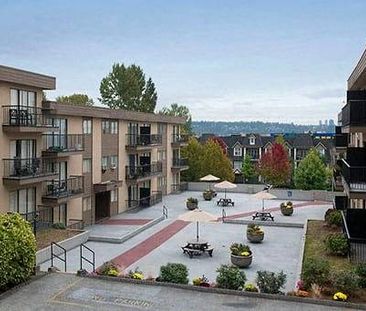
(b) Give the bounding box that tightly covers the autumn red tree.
[256,143,291,187]
[211,137,228,155]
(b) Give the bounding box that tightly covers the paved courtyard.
[40,191,331,292]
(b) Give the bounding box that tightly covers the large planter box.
[203,192,212,201]
[230,254,252,268]
[280,205,294,216]
[247,233,264,243]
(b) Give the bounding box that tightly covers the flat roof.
[0,65,56,90]
[43,101,186,124]
[348,47,366,91]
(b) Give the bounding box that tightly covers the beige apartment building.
[0,65,188,229]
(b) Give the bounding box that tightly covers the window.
[101,156,108,170]
[10,188,36,216]
[10,89,36,107]
[54,204,67,225]
[110,121,118,134]
[249,136,256,145]
[102,120,118,134]
[247,148,259,159]
[83,159,92,173]
[233,146,242,157]
[82,196,92,212]
[102,120,110,134]
[111,189,118,202]
[158,150,166,161]
[110,155,118,169]
[233,161,241,170]
[83,119,92,134]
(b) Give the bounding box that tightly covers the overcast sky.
[1,0,365,124]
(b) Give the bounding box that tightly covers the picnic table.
[252,211,274,221]
[217,198,234,207]
[181,240,214,258]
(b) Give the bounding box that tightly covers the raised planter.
[186,202,198,210]
[230,254,252,268]
[280,202,294,216]
[247,232,264,243]
[203,191,212,201]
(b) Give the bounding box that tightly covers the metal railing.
[335,134,348,148]
[43,134,84,152]
[172,134,189,144]
[51,242,67,272]
[18,205,55,232]
[341,159,366,191]
[126,191,163,209]
[43,176,84,198]
[2,105,53,127]
[80,243,95,272]
[171,182,188,193]
[341,100,366,126]
[3,157,57,179]
[172,158,188,167]
[163,205,168,219]
[126,134,162,147]
[125,162,163,180]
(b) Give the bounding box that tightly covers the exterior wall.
[166,124,174,194]
[92,119,101,184]
[118,120,128,213]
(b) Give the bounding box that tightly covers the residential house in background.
[199,132,333,183]
[0,65,188,230]
[333,47,366,262]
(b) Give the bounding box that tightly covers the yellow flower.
[132,272,144,280]
[333,292,347,301]
[241,251,250,257]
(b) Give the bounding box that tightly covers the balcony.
[335,133,348,148]
[42,176,84,205]
[125,134,162,150]
[341,159,366,192]
[3,157,57,186]
[333,196,348,210]
[42,134,84,156]
[172,157,189,170]
[125,162,163,182]
[341,99,366,127]
[126,191,162,209]
[171,134,189,146]
[2,105,57,133]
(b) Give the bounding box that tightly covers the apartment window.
[10,187,36,216]
[233,146,242,157]
[83,119,92,134]
[111,189,118,202]
[82,196,92,212]
[102,120,110,134]
[110,121,118,134]
[10,89,36,107]
[247,148,259,159]
[158,150,166,161]
[101,156,108,170]
[83,159,92,173]
[110,155,118,169]
[54,204,67,225]
[249,137,256,145]
[233,161,242,170]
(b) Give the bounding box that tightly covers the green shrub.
[325,233,349,256]
[0,213,36,290]
[186,197,198,204]
[230,243,251,256]
[302,258,330,289]
[52,222,66,230]
[98,261,120,277]
[331,270,360,294]
[216,265,246,290]
[355,264,366,288]
[256,270,287,294]
[158,263,189,284]
[324,209,342,227]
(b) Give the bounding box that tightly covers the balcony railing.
[172,134,189,144]
[341,100,366,127]
[126,134,162,148]
[341,159,366,191]
[172,158,188,167]
[126,191,162,209]
[3,157,56,179]
[18,205,56,231]
[333,196,348,210]
[125,162,163,180]
[2,105,53,128]
[335,134,348,148]
[43,134,84,153]
[43,176,84,199]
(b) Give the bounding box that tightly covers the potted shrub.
[280,201,294,216]
[246,223,264,243]
[256,270,287,294]
[230,243,252,268]
[186,197,198,210]
[203,190,213,201]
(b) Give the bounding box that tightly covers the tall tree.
[56,93,94,106]
[181,137,204,182]
[99,63,157,112]
[294,148,329,190]
[159,103,193,134]
[241,154,256,183]
[200,139,235,182]
[257,143,291,187]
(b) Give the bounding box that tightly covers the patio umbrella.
[252,191,277,212]
[214,180,237,199]
[200,174,220,191]
[178,209,217,241]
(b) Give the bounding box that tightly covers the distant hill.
[192,121,335,136]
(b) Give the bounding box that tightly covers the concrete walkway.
[0,273,359,311]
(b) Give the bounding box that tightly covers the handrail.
[222,209,226,222]
[80,243,95,272]
[163,205,168,219]
[51,241,67,272]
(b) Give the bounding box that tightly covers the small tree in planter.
[203,190,213,201]
[280,201,293,216]
[256,270,287,294]
[230,243,252,268]
[216,265,246,290]
[247,224,264,243]
[186,197,198,210]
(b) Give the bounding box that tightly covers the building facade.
[0,65,188,229]
[200,133,333,182]
[333,47,366,262]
